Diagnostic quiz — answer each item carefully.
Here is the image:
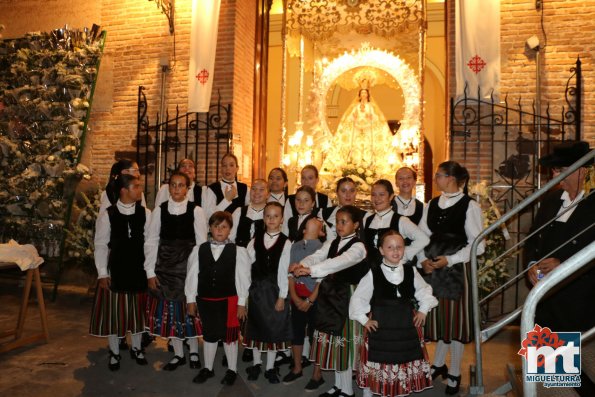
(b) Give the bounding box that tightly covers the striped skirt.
[424,262,474,343]
[145,295,202,339]
[89,288,146,337]
[242,339,291,352]
[309,318,363,371]
[357,326,433,397]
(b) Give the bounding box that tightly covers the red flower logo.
[518,324,566,368]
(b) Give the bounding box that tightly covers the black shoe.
[274,351,291,367]
[129,348,148,365]
[264,368,280,384]
[189,352,201,369]
[163,355,186,371]
[445,374,461,395]
[304,377,325,392]
[242,348,253,362]
[222,355,228,367]
[193,368,215,384]
[319,386,341,397]
[119,339,129,351]
[431,364,448,380]
[301,356,311,368]
[108,350,121,371]
[221,369,237,385]
[282,370,303,384]
[141,333,155,349]
[246,364,262,380]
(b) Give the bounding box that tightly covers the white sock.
[330,370,342,392]
[108,335,119,363]
[223,341,238,372]
[187,338,199,354]
[130,333,144,358]
[170,338,184,363]
[363,387,373,397]
[203,341,218,370]
[266,350,276,370]
[449,341,464,378]
[253,348,262,366]
[303,336,310,357]
[433,340,449,368]
[338,368,353,395]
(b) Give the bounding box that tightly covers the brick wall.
[447,0,594,182]
[0,0,256,188]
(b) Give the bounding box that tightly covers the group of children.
[90,154,484,397]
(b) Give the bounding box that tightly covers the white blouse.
[143,198,208,278]
[349,262,438,326]
[300,234,367,279]
[417,191,485,266]
[362,209,430,261]
[268,192,286,206]
[94,200,152,279]
[203,181,251,219]
[245,233,292,300]
[230,206,264,243]
[154,182,206,208]
[99,190,147,214]
[393,195,420,218]
[184,243,251,305]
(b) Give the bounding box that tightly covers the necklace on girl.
[396,196,413,210]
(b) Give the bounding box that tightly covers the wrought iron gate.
[449,58,582,321]
[136,86,232,207]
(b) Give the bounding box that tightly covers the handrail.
[467,149,595,395]
[521,241,595,397]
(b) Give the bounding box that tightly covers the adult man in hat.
[525,140,594,396]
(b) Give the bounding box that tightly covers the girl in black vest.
[320,177,365,240]
[362,180,428,266]
[90,174,151,371]
[283,186,320,242]
[243,202,293,384]
[144,172,208,371]
[267,167,289,205]
[99,158,146,213]
[186,211,250,386]
[291,205,367,397]
[285,165,331,221]
[417,161,484,395]
[204,153,250,219]
[154,158,206,207]
[230,178,269,247]
[393,167,424,225]
[350,231,437,397]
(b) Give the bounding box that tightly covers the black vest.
[197,242,237,298]
[328,236,368,285]
[106,202,147,292]
[287,192,330,218]
[363,211,401,264]
[208,181,248,214]
[192,184,203,207]
[426,195,471,242]
[251,232,288,282]
[368,263,423,364]
[287,213,317,242]
[235,206,264,248]
[160,201,196,242]
[392,198,424,225]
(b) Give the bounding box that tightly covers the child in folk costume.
[267,167,289,206]
[362,179,429,265]
[230,178,269,247]
[99,158,146,213]
[91,174,151,371]
[417,161,484,395]
[243,202,293,384]
[291,205,367,397]
[393,167,424,225]
[320,177,366,241]
[203,153,250,219]
[282,217,325,386]
[350,231,438,397]
[284,165,332,221]
[283,186,321,242]
[185,211,250,385]
[144,171,208,371]
[154,158,206,207]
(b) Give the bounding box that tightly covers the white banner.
[188,0,221,112]
[455,0,500,99]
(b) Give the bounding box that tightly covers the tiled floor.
[0,282,590,396]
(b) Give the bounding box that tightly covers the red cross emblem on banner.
[467,55,486,74]
[196,69,209,85]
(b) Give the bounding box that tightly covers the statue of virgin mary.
[322,79,397,179]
